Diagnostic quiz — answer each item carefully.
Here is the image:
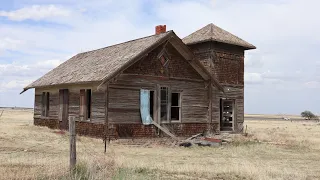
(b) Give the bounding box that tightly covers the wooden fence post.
[0,110,3,119]
[69,116,76,171]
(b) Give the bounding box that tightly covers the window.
[41,92,49,117]
[160,87,181,122]
[79,89,92,120]
[171,93,180,121]
[160,87,168,121]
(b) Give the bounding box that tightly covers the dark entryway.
[59,89,69,130]
[220,99,234,131]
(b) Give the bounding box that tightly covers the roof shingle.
[182,23,256,49]
[24,31,172,90]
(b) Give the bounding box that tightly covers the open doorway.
[220,99,235,131]
[59,89,69,130]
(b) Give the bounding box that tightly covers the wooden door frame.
[59,89,69,130]
[220,98,235,131]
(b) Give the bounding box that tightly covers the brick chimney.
[155,25,166,35]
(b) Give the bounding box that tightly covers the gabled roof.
[22,30,224,93]
[182,23,256,50]
[23,31,172,91]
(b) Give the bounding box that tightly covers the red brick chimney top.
[155,25,166,35]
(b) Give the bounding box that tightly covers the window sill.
[77,120,91,122]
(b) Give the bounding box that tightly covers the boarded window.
[41,92,49,117]
[79,89,92,120]
[171,93,180,121]
[160,87,168,121]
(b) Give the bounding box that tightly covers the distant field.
[1,109,320,179]
[244,114,304,121]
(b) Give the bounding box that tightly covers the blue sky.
[0,0,319,115]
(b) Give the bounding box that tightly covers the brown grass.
[1,109,320,180]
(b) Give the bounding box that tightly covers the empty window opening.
[80,89,92,120]
[160,87,168,121]
[220,99,234,131]
[80,89,85,119]
[86,89,92,119]
[171,93,180,121]
[41,92,49,117]
[149,91,154,119]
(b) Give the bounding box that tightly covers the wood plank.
[49,92,59,119]
[91,90,105,123]
[120,74,204,83]
[34,94,42,116]
[152,120,178,140]
[109,76,209,124]
[208,81,212,126]
[108,108,139,113]
[104,84,109,148]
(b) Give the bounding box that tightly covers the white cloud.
[33,59,65,69]
[305,81,320,89]
[0,57,69,93]
[0,5,71,21]
[244,50,264,69]
[261,70,300,81]
[244,70,301,85]
[0,80,33,92]
[244,72,263,84]
[0,38,23,53]
[0,58,67,78]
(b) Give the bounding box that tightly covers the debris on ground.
[179,133,225,147]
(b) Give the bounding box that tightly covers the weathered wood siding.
[49,92,59,119]
[211,86,244,131]
[34,89,59,119]
[189,42,245,85]
[34,92,42,118]
[91,90,105,123]
[108,88,140,124]
[109,75,209,124]
[68,89,80,120]
[188,41,245,132]
[34,84,105,124]
[124,43,203,80]
[105,42,209,124]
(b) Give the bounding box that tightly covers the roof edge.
[20,81,101,94]
[185,39,256,50]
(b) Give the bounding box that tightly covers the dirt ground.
[1,108,320,180]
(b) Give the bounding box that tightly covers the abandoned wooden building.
[21,24,256,138]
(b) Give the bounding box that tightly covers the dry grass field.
[1,108,320,180]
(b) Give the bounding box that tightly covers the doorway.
[220,99,235,131]
[59,89,69,130]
